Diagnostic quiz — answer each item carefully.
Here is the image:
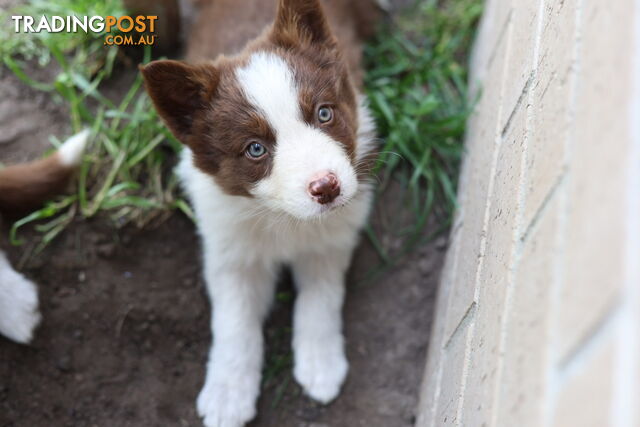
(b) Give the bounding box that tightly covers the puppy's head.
[141,0,364,220]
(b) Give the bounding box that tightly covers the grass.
[363,0,482,261]
[1,0,188,250]
[1,0,481,255]
[0,0,124,67]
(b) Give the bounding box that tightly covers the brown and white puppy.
[141,1,379,426]
[0,130,88,343]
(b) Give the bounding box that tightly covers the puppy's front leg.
[291,249,352,404]
[197,262,276,427]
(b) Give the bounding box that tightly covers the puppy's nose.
[308,172,341,204]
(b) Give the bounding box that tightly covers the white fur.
[58,129,90,167]
[179,52,376,427]
[0,250,41,344]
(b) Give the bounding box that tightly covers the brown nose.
[308,172,341,204]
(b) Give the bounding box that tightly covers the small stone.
[56,355,72,372]
[97,243,116,258]
[57,287,75,297]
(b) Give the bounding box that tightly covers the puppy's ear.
[140,60,219,143]
[270,0,336,48]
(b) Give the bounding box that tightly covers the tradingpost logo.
[11,15,158,46]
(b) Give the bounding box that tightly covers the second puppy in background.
[141,1,380,426]
[0,130,88,344]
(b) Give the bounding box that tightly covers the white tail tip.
[58,129,90,167]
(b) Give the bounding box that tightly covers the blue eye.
[318,106,333,123]
[246,141,267,158]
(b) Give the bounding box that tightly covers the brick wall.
[415,0,640,426]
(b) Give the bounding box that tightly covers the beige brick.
[523,0,577,230]
[496,194,560,427]
[443,20,512,342]
[433,318,474,427]
[478,103,527,287]
[417,0,640,424]
[469,0,512,94]
[459,104,527,427]
[458,290,504,427]
[462,102,527,426]
[499,0,540,131]
[415,224,462,427]
[552,335,616,427]
[555,0,634,362]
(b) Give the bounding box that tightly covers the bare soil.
[0,4,445,424]
[0,214,444,427]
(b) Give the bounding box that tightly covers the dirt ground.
[0,2,446,426]
[0,214,445,427]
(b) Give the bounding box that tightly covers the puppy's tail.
[0,130,90,215]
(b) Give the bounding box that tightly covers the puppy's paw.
[197,377,258,427]
[0,274,41,344]
[294,338,348,404]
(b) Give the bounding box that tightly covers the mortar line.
[487,9,515,70]
[440,193,468,346]
[426,217,466,426]
[520,170,566,243]
[424,222,464,426]
[557,297,622,373]
[489,0,547,424]
[427,345,445,426]
[443,302,477,350]
[542,162,569,427]
[454,4,516,425]
[543,0,584,423]
[500,73,534,138]
[612,0,640,424]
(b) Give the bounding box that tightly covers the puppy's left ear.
[140,60,219,145]
[270,0,337,48]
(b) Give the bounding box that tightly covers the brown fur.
[141,0,380,196]
[185,0,382,86]
[0,153,74,216]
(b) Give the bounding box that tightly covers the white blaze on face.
[236,52,358,219]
